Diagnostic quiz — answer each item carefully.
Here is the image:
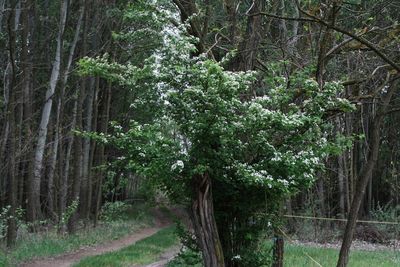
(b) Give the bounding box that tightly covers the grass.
[73,229,399,267]
[74,226,179,267]
[283,244,400,267]
[0,205,152,267]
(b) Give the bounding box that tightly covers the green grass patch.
[0,205,152,267]
[284,244,400,267]
[74,226,179,267]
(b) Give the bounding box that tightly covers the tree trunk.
[81,77,95,220]
[191,173,225,267]
[68,1,88,233]
[57,4,84,227]
[230,0,264,71]
[337,78,398,267]
[338,149,346,218]
[29,0,68,223]
[272,236,284,267]
[94,81,111,227]
[5,3,19,246]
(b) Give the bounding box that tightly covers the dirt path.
[19,208,177,267]
[141,246,181,267]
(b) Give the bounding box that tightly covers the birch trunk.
[29,0,68,223]
[47,5,83,223]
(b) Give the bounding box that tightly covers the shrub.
[99,201,131,222]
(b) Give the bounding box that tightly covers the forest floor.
[13,209,398,267]
[18,208,181,267]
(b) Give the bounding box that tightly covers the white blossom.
[171,160,184,172]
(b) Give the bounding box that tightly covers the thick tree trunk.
[191,173,225,267]
[337,78,398,267]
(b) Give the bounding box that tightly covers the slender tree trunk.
[68,1,88,232]
[0,0,5,30]
[338,153,346,217]
[94,81,111,227]
[87,77,100,218]
[29,0,68,223]
[67,91,83,233]
[272,236,284,267]
[57,4,83,223]
[337,78,398,267]
[81,77,95,220]
[191,173,225,267]
[4,0,21,247]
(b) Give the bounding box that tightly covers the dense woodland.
[0,0,399,267]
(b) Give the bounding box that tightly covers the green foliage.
[168,222,204,266]
[0,206,11,240]
[99,201,131,222]
[78,2,354,265]
[167,248,203,267]
[370,203,400,240]
[59,199,79,228]
[0,206,25,241]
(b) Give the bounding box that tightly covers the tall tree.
[29,0,68,223]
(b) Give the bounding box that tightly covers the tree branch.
[252,10,400,72]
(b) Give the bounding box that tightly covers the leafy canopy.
[79,12,354,202]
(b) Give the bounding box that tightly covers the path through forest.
[19,208,181,267]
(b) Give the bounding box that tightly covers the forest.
[0,0,399,266]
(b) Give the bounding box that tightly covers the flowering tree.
[79,4,354,266]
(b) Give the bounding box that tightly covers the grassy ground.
[284,244,400,267]
[74,226,179,267]
[0,206,151,267]
[73,225,399,267]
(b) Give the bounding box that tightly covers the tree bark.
[191,173,225,267]
[57,5,84,227]
[230,0,264,71]
[94,81,111,227]
[5,2,19,246]
[272,236,284,267]
[29,0,68,223]
[68,0,88,232]
[81,77,95,220]
[337,77,399,267]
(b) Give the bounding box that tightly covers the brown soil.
[18,208,182,267]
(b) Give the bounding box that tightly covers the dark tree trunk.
[337,78,398,267]
[272,236,284,267]
[191,173,225,267]
[6,4,18,246]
